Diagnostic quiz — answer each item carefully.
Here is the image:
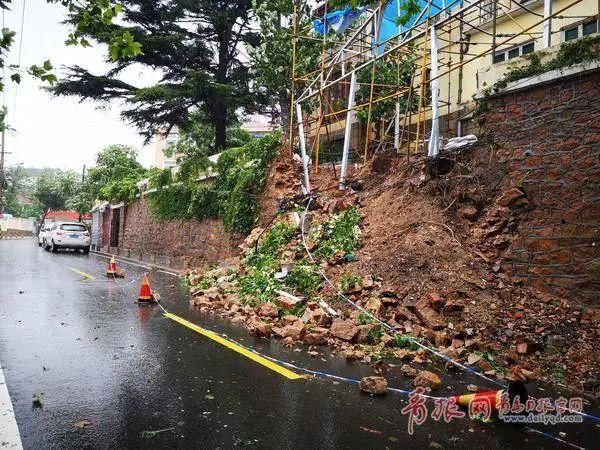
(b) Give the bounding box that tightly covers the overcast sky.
[2,0,159,171]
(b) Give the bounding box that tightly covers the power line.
[12,0,27,122]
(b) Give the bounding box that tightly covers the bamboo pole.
[362,1,383,165]
[414,18,430,156]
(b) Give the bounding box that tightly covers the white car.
[45,222,91,254]
[37,224,53,247]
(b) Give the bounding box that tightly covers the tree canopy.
[85,144,146,203]
[51,0,263,150]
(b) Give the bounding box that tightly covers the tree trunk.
[36,207,49,235]
[214,31,231,151]
[214,107,227,151]
[279,90,290,140]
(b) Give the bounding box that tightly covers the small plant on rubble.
[392,334,420,351]
[314,207,362,260]
[338,272,363,293]
[365,324,385,344]
[238,221,297,304]
[285,260,322,296]
[356,313,375,326]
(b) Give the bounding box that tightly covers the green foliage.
[314,206,362,259]
[214,132,282,234]
[86,144,146,203]
[356,313,375,326]
[237,220,297,304]
[34,170,78,213]
[392,334,420,350]
[355,55,417,125]
[337,272,363,293]
[366,324,384,344]
[251,0,322,127]
[285,260,321,296]
[146,132,281,234]
[51,0,263,149]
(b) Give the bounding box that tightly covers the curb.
[90,249,182,277]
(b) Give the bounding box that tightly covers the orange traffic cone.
[106,255,117,277]
[137,273,155,303]
[450,390,504,414]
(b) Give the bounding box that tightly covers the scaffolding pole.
[339,70,358,190]
[296,103,311,194]
[428,24,440,158]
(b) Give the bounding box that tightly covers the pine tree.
[51,0,261,150]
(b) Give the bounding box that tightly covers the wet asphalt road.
[0,239,596,449]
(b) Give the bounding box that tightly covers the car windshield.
[60,224,87,232]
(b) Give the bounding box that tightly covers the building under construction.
[289,0,599,189]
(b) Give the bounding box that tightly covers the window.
[583,20,598,36]
[493,52,505,63]
[564,20,598,41]
[508,48,520,59]
[492,41,534,64]
[564,26,579,41]
[60,224,87,232]
[522,42,534,55]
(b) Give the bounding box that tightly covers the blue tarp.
[313,5,365,35]
[376,0,462,54]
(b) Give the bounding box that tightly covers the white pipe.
[428,24,440,158]
[295,103,311,193]
[339,70,357,189]
[394,102,400,152]
[543,0,552,48]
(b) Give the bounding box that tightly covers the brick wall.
[108,197,241,269]
[484,68,600,304]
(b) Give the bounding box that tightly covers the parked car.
[45,222,91,254]
[37,224,53,247]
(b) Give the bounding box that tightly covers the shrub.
[314,206,362,259]
[338,272,363,293]
[285,260,321,296]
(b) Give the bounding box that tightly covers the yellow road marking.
[68,267,96,280]
[163,312,301,380]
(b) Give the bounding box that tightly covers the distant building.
[242,114,277,139]
[44,210,92,224]
[153,128,180,170]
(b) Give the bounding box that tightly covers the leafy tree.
[0,1,141,93]
[51,0,263,150]
[250,0,321,132]
[85,144,146,203]
[34,170,78,230]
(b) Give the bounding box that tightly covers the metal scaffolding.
[289,0,592,191]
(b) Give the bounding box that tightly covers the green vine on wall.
[145,132,282,235]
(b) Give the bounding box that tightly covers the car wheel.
[50,240,58,253]
[83,246,90,255]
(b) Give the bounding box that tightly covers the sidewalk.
[0,364,23,449]
[90,249,181,277]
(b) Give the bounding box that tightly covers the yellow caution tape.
[163,312,301,380]
[68,267,96,280]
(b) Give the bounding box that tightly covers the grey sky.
[3,0,160,171]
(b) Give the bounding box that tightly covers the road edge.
[90,249,181,277]
[0,364,23,450]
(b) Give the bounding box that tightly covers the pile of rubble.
[185,163,598,399]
